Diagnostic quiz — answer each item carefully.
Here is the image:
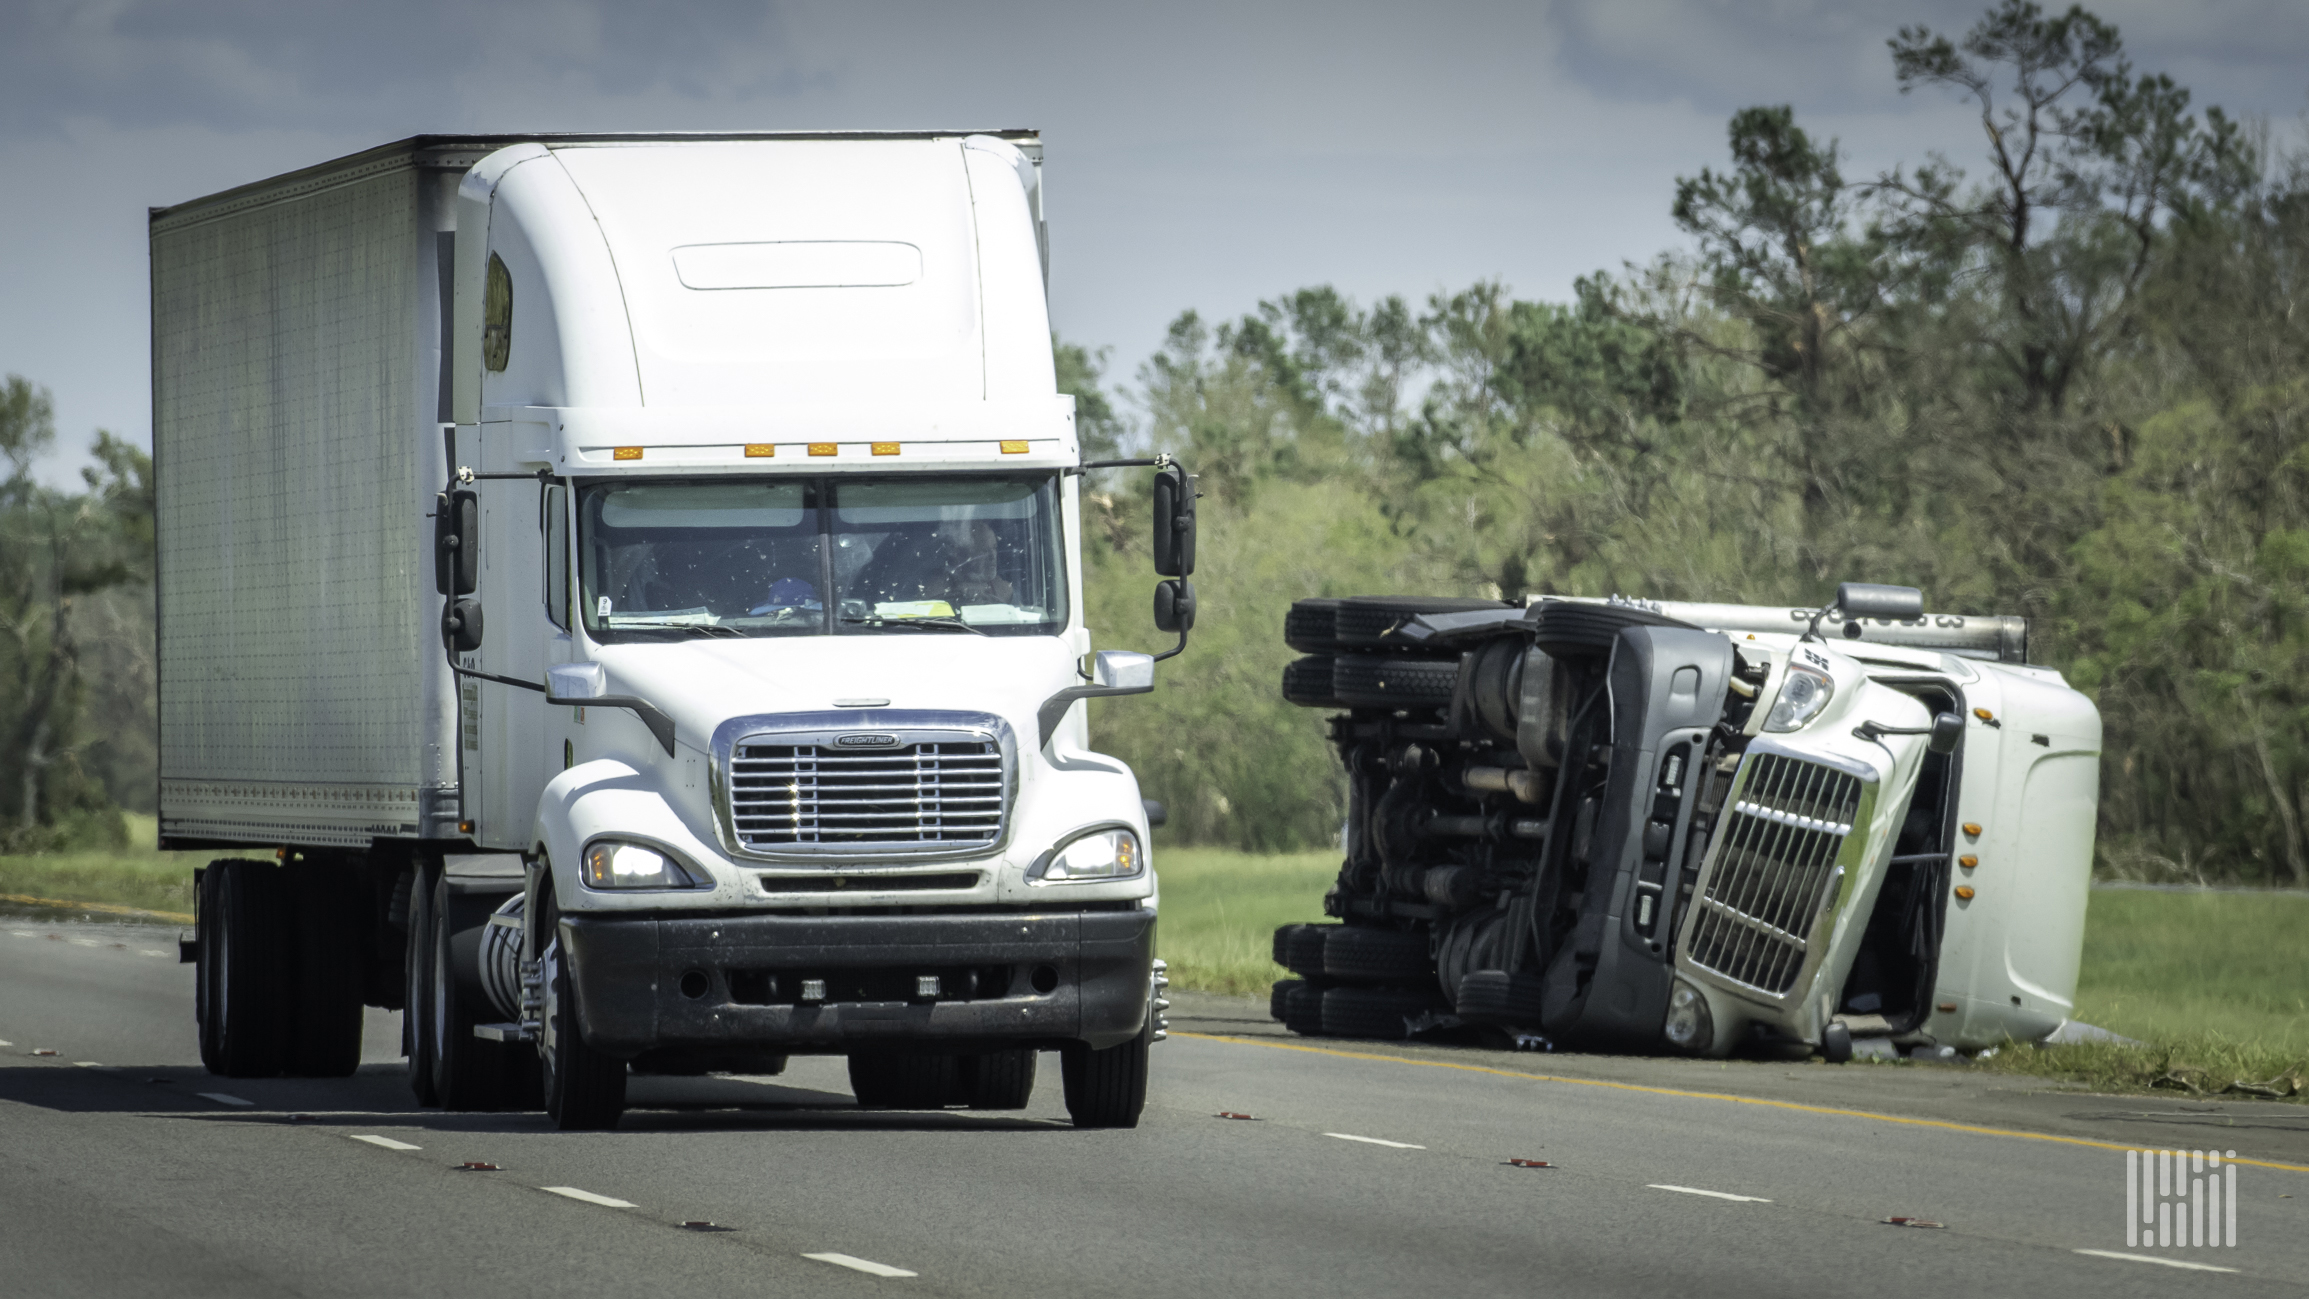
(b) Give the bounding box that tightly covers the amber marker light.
[744,444,774,458]
[612,446,642,461]
[1958,855,1979,868]
[871,442,900,456]
[1962,822,1983,836]
[808,443,837,457]
[1954,885,1976,900]
[1000,440,1029,454]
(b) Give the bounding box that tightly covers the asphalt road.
[3,911,2304,1298]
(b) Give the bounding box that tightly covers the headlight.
[1033,826,1143,883]
[1662,980,1715,1053]
[1763,662,1835,732]
[581,839,706,890]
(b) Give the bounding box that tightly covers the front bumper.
[559,907,1156,1057]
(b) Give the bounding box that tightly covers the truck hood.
[586,634,1077,756]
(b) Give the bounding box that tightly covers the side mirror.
[546,662,607,702]
[442,597,484,652]
[1836,582,1924,621]
[436,489,479,596]
[1142,798,1168,828]
[1152,464,1196,577]
[1928,711,1964,755]
[1153,579,1195,633]
[1093,650,1156,691]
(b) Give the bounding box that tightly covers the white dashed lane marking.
[1324,1133,1426,1150]
[1649,1184,1772,1203]
[348,1135,422,1151]
[804,1253,918,1278]
[73,1061,107,1068]
[140,950,168,958]
[2073,1249,2240,1273]
[196,1092,253,1107]
[540,1187,638,1209]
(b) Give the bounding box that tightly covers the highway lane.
[3,913,2304,1298]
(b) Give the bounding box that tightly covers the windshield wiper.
[610,620,745,638]
[841,615,987,636]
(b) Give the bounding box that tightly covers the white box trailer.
[154,133,1195,1128]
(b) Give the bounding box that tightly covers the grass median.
[1156,846,2309,1099]
[0,815,202,921]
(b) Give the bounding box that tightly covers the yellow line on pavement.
[0,893,193,924]
[1175,1032,2309,1175]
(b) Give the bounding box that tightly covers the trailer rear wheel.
[847,1052,958,1109]
[541,930,626,1130]
[285,864,364,1078]
[1061,1019,1150,1129]
[959,1050,1037,1110]
[197,859,293,1078]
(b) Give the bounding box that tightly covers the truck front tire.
[1061,1019,1150,1129]
[541,931,626,1130]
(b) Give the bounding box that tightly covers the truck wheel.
[1061,1019,1150,1129]
[404,862,440,1106]
[1322,927,1432,984]
[847,1052,958,1109]
[1333,655,1460,709]
[429,871,512,1110]
[197,860,293,1078]
[1283,598,1343,653]
[1282,655,1341,708]
[540,932,626,1130]
[959,1050,1037,1110]
[1275,923,1332,978]
[1453,969,1546,1027]
[1319,986,1440,1041]
[1271,979,1325,1036]
[1821,1022,1854,1064]
[284,864,364,1078]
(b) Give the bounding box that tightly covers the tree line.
[1079,0,2309,884]
[5,2,2301,882]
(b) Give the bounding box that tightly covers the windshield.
[576,476,1067,640]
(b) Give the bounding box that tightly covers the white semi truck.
[153,132,1189,1129]
[1272,590,2099,1060]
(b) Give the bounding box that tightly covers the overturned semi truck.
[1270,587,2099,1060]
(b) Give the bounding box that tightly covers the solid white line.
[1323,1132,1426,1149]
[140,950,168,957]
[540,1186,638,1209]
[73,1061,106,1068]
[1649,1184,1772,1203]
[196,1092,254,1107]
[2072,1249,2240,1274]
[348,1135,422,1151]
[803,1253,918,1278]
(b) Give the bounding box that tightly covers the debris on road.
[1215,1112,1258,1120]
[1504,1159,1554,1168]
[1882,1217,1946,1229]
[457,1162,501,1172]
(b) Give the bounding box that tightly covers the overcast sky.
[3,0,2303,483]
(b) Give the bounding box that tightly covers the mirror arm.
[1036,681,1155,748]
[1151,624,1189,664]
[549,694,676,757]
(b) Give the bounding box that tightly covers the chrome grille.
[1683,753,1864,996]
[728,739,1005,852]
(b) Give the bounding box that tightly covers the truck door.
[462,420,565,848]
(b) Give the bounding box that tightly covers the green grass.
[1154,846,1338,997]
[1156,848,2309,1098]
[0,814,203,919]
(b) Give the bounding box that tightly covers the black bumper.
[559,908,1156,1057]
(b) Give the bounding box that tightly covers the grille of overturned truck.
[1682,752,1866,995]
[726,739,1007,854]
